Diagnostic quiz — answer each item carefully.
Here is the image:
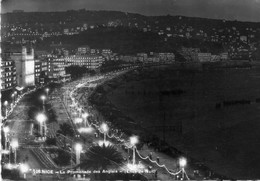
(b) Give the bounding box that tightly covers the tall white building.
[10,47,35,87]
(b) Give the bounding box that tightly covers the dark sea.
[108,65,260,179]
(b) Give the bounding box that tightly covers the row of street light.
[47,73,188,178]
[1,87,51,179]
[2,91,18,118]
[68,77,189,179]
[2,128,19,164]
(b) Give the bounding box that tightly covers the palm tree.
[78,144,124,170]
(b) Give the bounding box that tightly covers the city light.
[10,140,19,164]
[101,123,109,143]
[75,117,83,124]
[75,143,83,152]
[101,123,108,133]
[179,157,187,168]
[20,163,29,173]
[130,136,138,165]
[5,163,14,170]
[98,140,111,147]
[179,157,187,180]
[20,163,29,179]
[41,95,46,101]
[36,113,47,123]
[40,95,47,109]
[78,127,93,133]
[36,113,47,137]
[82,112,89,118]
[4,101,9,117]
[3,127,10,150]
[130,136,138,146]
[10,140,19,149]
[3,126,10,133]
[45,88,50,95]
[75,143,83,165]
[2,150,10,154]
[126,162,145,172]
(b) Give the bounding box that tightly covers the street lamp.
[3,127,10,150]
[4,101,8,117]
[82,112,89,127]
[45,88,50,97]
[179,157,187,180]
[41,95,46,105]
[36,113,47,137]
[101,123,108,143]
[130,136,138,165]
[10,140,19,164]
[75,143,82,165]
[20,163,29,179]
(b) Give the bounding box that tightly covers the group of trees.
[53,149,71,166]
[100,60,125,73]
[56,123,75,137]
[78,144,124,170]
[65,65,96,79]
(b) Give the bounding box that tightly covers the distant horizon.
[2,0,260,23]
[2,8,260,24]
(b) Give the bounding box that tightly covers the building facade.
[1,58,17,91]
[77,46,90,55]
[47,57,66,79]
[197,53,212,62]
[10,47,35,87]
[65,55,104,69]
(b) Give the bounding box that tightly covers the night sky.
[2,0,260,22]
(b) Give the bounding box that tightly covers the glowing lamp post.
[3,127,10,150]
[101,123,109,143]
[4,101,8,117]
[10,140,19,164]
[41,95,46,106]
[130,136,138,165]
[75,143,82,165]
[82,113,89,127]
[20,163,29,179]
[36,113,47,137]
[11,94,15,107]
[45,88,50,97]
[179,157,187,180]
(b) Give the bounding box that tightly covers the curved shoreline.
[87,67,229,180]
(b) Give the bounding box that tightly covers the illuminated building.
[35,59,41,84]
[1,57,17,91]
[47,57,70,82]
[35,59,48,85]
[10,47,35,87]
[77,46,90,55]
[65,55,104,69]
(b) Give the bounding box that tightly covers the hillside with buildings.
[1,9,260,93]
[2,10,260,60]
